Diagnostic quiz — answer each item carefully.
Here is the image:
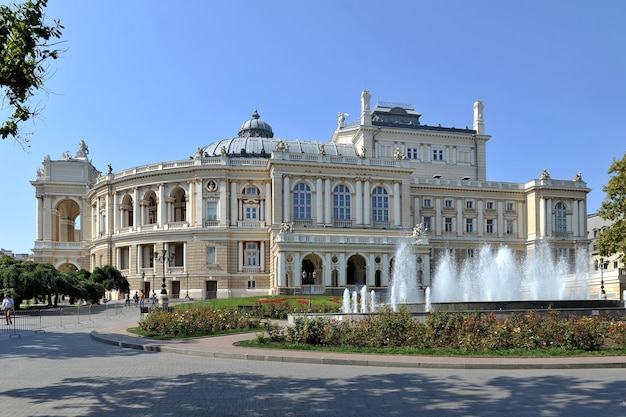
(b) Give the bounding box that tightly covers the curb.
[89,330,626,370]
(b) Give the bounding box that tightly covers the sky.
[1,0,624,254]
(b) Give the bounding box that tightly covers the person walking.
[139,290,145,308]
[2,293,14,325]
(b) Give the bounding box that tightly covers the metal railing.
[0,302,135,339]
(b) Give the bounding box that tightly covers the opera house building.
[31,91,590,300]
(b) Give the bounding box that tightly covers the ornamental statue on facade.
[573,172,583,182]
[75,139,89,159]
[540,168,551,180]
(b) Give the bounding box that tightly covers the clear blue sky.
[1,0,624,254]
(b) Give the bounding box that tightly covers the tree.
[597,153,626,258]
[91,265,130,295]
[0,0,63,146]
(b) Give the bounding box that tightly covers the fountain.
[388,238,424,310]
[388,238,623,313]
[432,240,586,302]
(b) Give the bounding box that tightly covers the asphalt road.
[2,307,626,417]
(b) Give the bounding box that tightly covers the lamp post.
[154,249,175,309]
[302,269,316,309]
[185,272,190,300]
[595,257,608,300]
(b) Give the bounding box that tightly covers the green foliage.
[91,265,130,294]
[138,308,262,337]
[597,153,626,257]
[0,255,127,307]
[0,0,63,145]
[277,310,626,353]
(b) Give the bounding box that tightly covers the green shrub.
[138,308,261,337]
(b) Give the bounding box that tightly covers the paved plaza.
[2,303,626,417]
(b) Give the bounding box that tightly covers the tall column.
[158,183,166,227]
[355,180,363,225]
[579,200,585,238]
[546,198,552,236]
[435,198,442,236]
[572,199,579,237]
[324,178,331,225]
[94,198,100,237]
[363,180,371,225]
[414,197,420,228]
[316,177,323,224]
[338,253,346,286]
[539,197,545,238]
[278,252,286,286]
[264,181,272,224]
[105,192,111,235]
[36,196,43,240]
[219,180,228,226]
[367,254,376,286]
[477,200,484,238]
[230,181,237,226]
[517,201,524,239]
[283,175,290,222]
[133,187,140,230]
[112,192,119,233]
[393,182,401,227]
[497,201,504,238]
[456,199,463,237]
[186,181,194,226]
[195,179,203,227]
[260,241,265,272]
[382,253,389,286]
[238,241,243,272]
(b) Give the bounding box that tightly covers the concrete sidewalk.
[91,320,626,370]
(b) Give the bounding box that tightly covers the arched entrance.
[301,254,322,285]
[55,199,81,242]
[346,254,367,286]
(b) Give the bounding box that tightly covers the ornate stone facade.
[31,91,590,300]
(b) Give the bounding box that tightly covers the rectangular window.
[486,219,494,234]
[506,220,515,234]
[506,202,515,211]
[206,201,218,221]
[247,280,256,289]
[423,216,431,232]
[245,206,258,220]
[444,217,453,232]
[466,200,474,209]
[457,150,470,164]
[245,242,259,266]
[444,199,453,208]
[486,201,495,210]
[119,247,130,270]
[465,218,473,233]
[206,246,216,265]
[468,249,475,258]
[432,149,444,161]
[407,148,419,159]
[423,198,432,207]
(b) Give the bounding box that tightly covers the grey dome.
[238,110,274,138]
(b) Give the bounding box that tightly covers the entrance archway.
[301,253,322,285]
[346,254,367,286]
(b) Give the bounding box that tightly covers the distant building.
[31,91,592,300]
[587,214,626,299]
[0,248,32,261]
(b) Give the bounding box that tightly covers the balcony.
[238,220,266,228]
[333,220,353,228]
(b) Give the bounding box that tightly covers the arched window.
[555,202,567,233]
[333,184,351,220]
[121,194,133,227]
[371,186,389,222]
[172,188,186,222]
[293,183,311,219]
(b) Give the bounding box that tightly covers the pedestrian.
[139,290,145,308]
[133,291,139,305]
[151,290,157,306]
[2,293,14,325]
